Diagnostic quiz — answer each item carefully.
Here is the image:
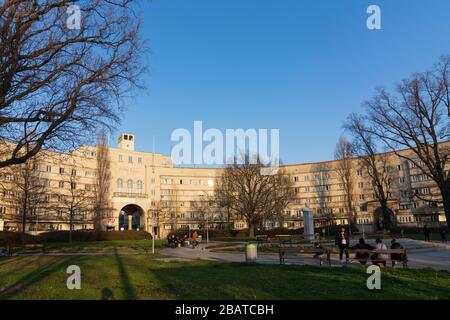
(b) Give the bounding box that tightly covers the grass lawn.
[41,239,167,253]
[0,254,449,300]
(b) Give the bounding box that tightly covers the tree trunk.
[249,223,255,238]
[440,185,450,233]
[21,202,27,235]
[69,211,73,243]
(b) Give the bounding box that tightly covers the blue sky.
[115,0,450,164]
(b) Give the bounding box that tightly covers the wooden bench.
[279,245,330,266]
[344,248,408,268]
[22,243,45,253]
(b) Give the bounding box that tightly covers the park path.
[159,239,450,271]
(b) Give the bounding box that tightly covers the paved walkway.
[160,239,450,271]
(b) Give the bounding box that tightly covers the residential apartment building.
[0,133,447,237]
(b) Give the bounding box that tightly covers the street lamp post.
[206,211,209,244]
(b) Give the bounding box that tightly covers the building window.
[358,182,364,188]
[59,167,65,174]
[128,156,133,163]
[117,179,123,192]
[138,157,142,164]
[59,181,64,188]
[357,169,362,176]
[127,179,133,193]
[137,180,143,194]
[119,155,123,162]
[71,182,76,190]
[85,184,91,191]
[46,165,52,173]
[71,169,77,176]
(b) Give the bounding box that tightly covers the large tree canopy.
[0,0,145,168]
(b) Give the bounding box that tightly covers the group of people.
[334,227,405,267]
[167,231,199,249]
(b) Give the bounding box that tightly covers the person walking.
[423,224,431,242]
[335,227,349,263]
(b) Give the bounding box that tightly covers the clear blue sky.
[115,0,450,164]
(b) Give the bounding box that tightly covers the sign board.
[0,219,4,231]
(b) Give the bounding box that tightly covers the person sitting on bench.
[372,238,388,267]
[350,238,374,265]
[312,242,325,265]
[167,234,177,248]
[390,239,404,267]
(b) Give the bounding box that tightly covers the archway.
[119,204,145,230]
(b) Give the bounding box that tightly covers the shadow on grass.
[148,261,450,300]
[0,255,79,299]
[113,249,137,300]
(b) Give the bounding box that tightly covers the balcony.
[113,192,148,199]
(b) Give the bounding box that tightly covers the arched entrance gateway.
[119,204,145,231]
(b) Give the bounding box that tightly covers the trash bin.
[245,244,257,263]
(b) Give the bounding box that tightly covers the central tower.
[118,133,135,151]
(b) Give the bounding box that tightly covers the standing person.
[423,224,431,242]
[191,230,199,248]
[335,227,349,263]
[372,238,388,267]
[390,239,405,267]
[440,227,447,243]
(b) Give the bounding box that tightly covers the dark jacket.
[390,242,404,261]
[335,231,349,246]
[351,242,374,260]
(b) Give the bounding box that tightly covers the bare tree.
[159,185,180,232]
[0,155,49,234]
[216,155,294,237]
[310,162,333,230]
[60,165,93,242]
[362,56,450,231]
[94,129,112,231]
[0,0,145,168]
[345,113,397,230]
[334,136,357,227]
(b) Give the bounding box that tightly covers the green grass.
[46,239,167,252]
[0,254,449,300]
[9,239,167,253]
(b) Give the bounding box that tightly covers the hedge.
[0,230,152,245]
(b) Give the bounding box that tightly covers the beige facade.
[0,133,447,237]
